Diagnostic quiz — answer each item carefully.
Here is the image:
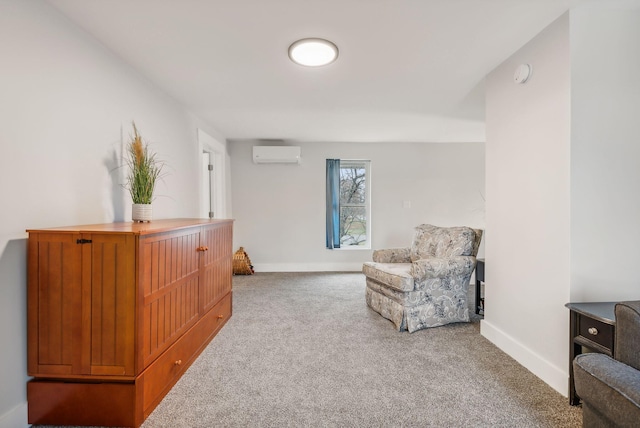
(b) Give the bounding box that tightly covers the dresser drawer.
[141,333,192,416]
[578,315,614,351]
[141,292,232,418]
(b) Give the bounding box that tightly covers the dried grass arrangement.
[125,122,164,205]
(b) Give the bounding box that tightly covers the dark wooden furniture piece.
[27,218,233,427]
[565,301,616,406]
[475,259,485,315]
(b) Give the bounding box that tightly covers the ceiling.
[47,0,582,143]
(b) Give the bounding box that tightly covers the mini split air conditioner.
[252,146,302,164]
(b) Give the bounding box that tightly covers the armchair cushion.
[362,262,414,292]
[410,224,476,262]
[410,256,476,281]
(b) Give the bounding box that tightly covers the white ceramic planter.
[132,204,152,222]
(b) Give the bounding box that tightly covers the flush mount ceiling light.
[288,38,339,67]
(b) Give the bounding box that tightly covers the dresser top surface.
[27,218,233,235]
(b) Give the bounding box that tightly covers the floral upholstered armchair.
[362,224,482,333]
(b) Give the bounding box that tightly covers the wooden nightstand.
[565,302,616,405]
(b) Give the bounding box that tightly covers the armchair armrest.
[573,353,640,424]
[372,247,411,263]
[410,256,476,279]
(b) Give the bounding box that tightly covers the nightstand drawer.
[578,315,614,350]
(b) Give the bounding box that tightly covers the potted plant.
[125,122,164,222]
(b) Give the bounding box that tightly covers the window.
[326,159,371,249]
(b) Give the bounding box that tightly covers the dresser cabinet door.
[28,233,82,376]
[139,229,202,368]
[199,223,233,313]
[28,233,136,377]
[84,233,136,376]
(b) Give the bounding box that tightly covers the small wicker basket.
[232,247,254,275]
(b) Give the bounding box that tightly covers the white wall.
[229,140,485,272]
[570,6,640,301]
[483,2,640,398]
[0,2,226,426]
[483,14,571,395]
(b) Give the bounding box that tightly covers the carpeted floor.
[138,272,582,428]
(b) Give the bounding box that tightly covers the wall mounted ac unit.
[252,146,302,164]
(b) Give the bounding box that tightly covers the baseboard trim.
[252,263,363,273]
[0,402,28,428]
[480,319,568,397]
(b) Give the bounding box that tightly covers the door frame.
[197,128,227,219]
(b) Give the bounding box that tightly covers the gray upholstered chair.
[362,224,482,333]
[573,301,640,427]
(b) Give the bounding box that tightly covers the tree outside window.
[339,160,370,248]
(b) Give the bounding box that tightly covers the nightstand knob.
[588,327,599,336]
[175,359,182,366]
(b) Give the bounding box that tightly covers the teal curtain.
[326,159,341,249]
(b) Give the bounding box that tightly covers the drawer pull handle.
[196,246,209,252]
[588,327,599,336]
[217,314,224,320]
[174,359,182,366]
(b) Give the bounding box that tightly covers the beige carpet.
[140,272,581,427]
[36,271,582,427]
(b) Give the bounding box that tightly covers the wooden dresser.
[26,218,233,427]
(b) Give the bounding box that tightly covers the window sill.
[331,246,371,251]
